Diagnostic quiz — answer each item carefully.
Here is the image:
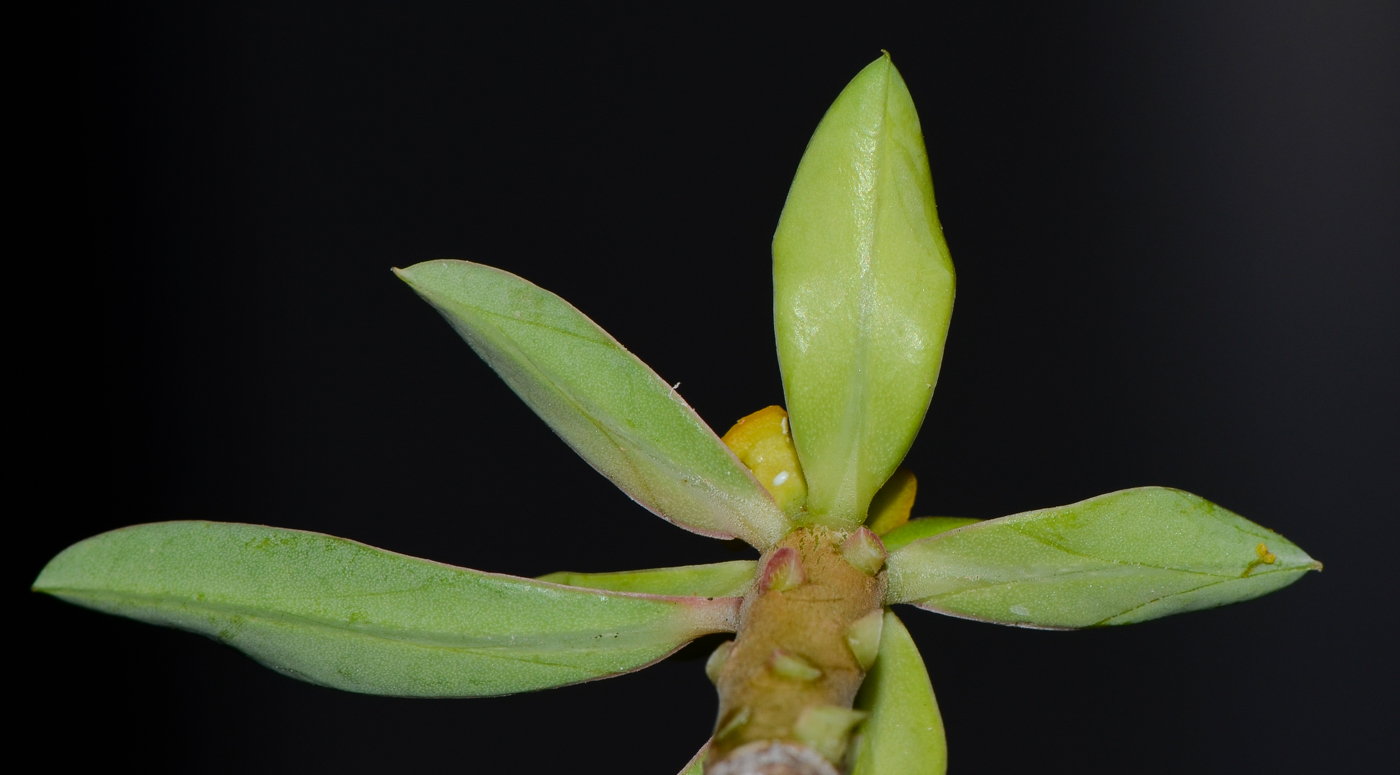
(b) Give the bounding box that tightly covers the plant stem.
[710,526,886,773]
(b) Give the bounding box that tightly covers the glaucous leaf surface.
[880,517,981,553]
[885,488,1320,628]
[397,260,791,548]
[34,522,740,696]
[773,54,955,528]
[851,610,946,775]
[538,560,756,598]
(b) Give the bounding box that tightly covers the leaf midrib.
[1089,567,1309,626]
[917,564,1304,609]
[1007,523,1265,577]
[451,291,784,543]
[44,586,682,654]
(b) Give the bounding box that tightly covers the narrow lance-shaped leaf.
[397,260,792,548]
[886,487,1321,628]
[538,560,756,598]
[774,53,955,527]
[851,610,947,775]
[34,522,740,696]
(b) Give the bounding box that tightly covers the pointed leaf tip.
[35,521,740,697]
[396,260,792,548]
[774,57,955,527]
[886,487,1319,628]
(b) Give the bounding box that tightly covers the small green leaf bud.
[794,704,869,764]
[715,706,752,743]
[706,640,734,686]
[845,609,884,670]
[760,546,806,592]
[840,527,887,576]
[769,648,823,682]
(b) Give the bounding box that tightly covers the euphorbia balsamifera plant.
[34,54,1319,775]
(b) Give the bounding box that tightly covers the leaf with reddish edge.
[34,521,741,697]
[758,546,806,592]
[537,560,756,598]
[396,260,792,548]
[885,487,1320,628]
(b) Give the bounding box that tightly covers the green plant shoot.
[34,53,1319,775]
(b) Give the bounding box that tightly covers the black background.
[20,2,1397,773]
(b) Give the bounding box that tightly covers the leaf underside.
[396,260,791,548]
[538,560,757,598]
[34,522,739,696]
[885,487,1319,628]
[852,609,947,775]
[774,54,955,527]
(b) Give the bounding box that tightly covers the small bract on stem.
[33,53,1319,775]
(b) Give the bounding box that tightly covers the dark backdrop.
[21,2,1397,772]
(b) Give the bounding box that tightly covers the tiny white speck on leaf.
[772,471,791,487]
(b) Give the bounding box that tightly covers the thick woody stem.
[708,526,886,773]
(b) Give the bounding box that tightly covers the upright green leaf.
[34,522,740,696]
[397,260,791,548]
[774,54,955,527]
[885,487,1321,628]
[851,610,946,775]
[538,560,756,598]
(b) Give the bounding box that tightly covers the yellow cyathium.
[723,406,808,517]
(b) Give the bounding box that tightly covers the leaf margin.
[884,487,1320,629]
[34,520,742,697]
[396,259,793,548]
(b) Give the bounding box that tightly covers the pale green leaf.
[885,487,1320,628]
[34,522,740,696]
[774,54,955,528]
[538,560,756,598]
[852,609,946,775]
[396,260,792,548]
[880,517,981,553]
